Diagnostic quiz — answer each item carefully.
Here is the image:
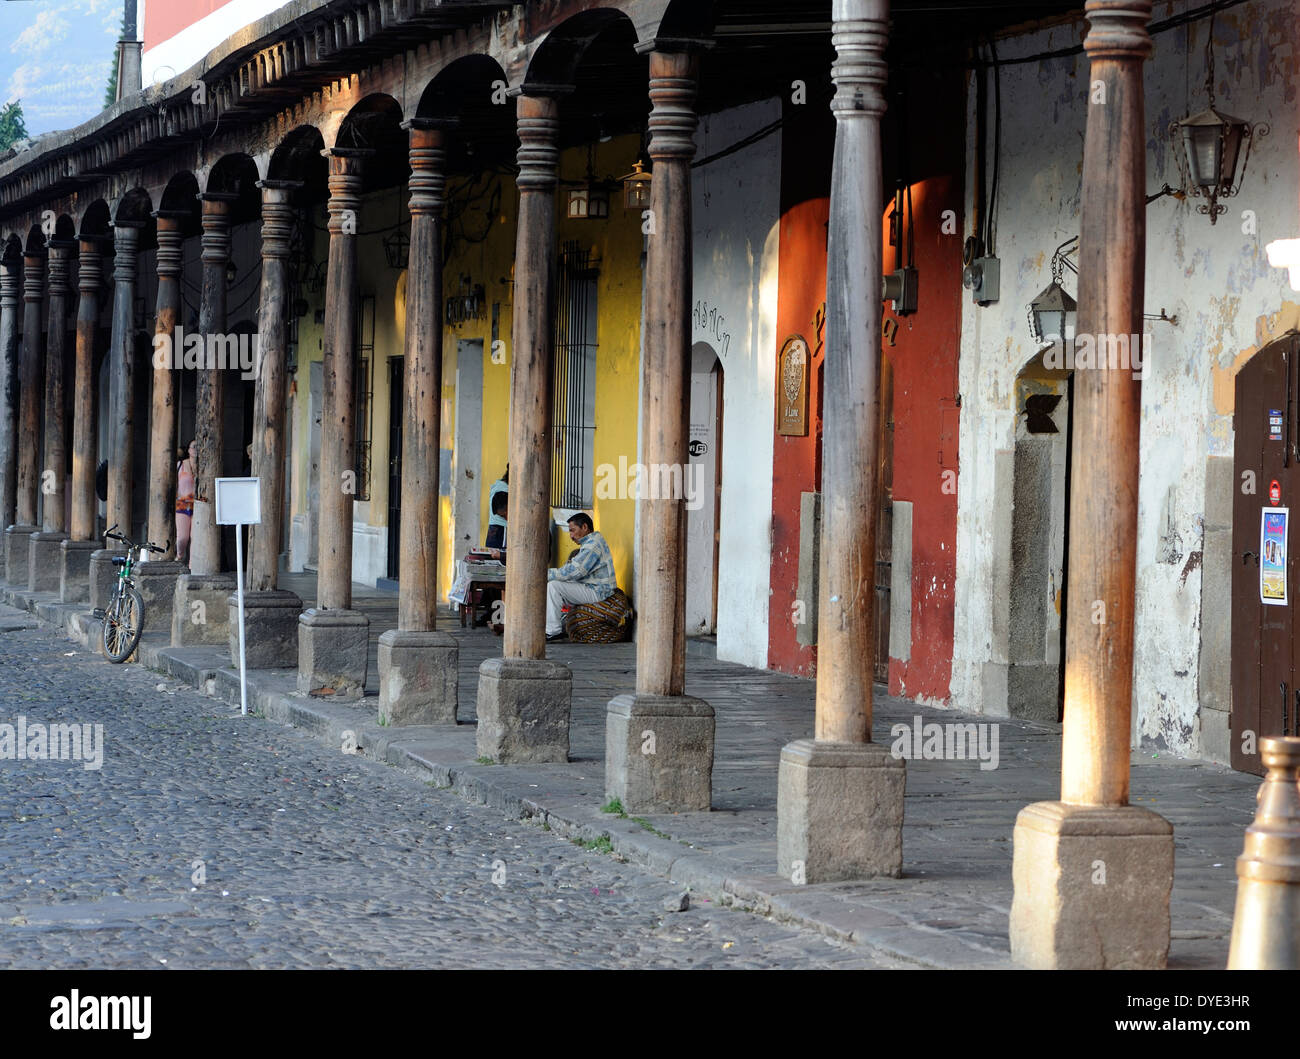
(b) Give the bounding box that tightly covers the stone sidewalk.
[0,573,1259,969]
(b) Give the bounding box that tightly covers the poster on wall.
[1260,506,1289,606]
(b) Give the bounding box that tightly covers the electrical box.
[962,255,999,305]
[881,266,918,316]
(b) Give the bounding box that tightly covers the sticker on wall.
[1260,506,1289,606]
[688,440,708,458]
[1271,479,1282,504]
[1269,408,1284,442]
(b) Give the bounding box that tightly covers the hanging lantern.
[1027,237,1078,349]
[1027,280,1077,349]
[382,227,409,270]
[619,160,652,210]
[1169,9,1267,225]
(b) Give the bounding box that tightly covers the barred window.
[552,241,598,509]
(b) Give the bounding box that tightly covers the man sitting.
[546,512,616,642]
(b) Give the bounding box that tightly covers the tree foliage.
[0,101,28,152]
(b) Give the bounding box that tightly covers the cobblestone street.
[0,617,882,969]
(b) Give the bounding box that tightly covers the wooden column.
[16,247,45,530]
[147,213,185,557]
[317,149,366,611]
[247,181,299,592]
[42,240,73,535]
[636,50,701,697]
[504,91,562,660]
[106,222,141,539]
[1060,1,1153,807]
[815,0,889,745]
[0,246,20,530]
[70,237,104,542]
[1010,2,1170,971]
[397,122,447,631]
[189,193,234,575]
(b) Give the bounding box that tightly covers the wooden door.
[1231,333,1300,774]
[386,356,403,581]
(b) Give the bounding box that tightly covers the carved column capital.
[22,252,45,303]
[830,0,890,121]
[323,149,368,235]
[153,212,187,278]
[515,94,561,192]
[46,240,74,298]
[405,123,448,216]
[112,223,141,282]
[76,238,105,294]
[257,181,300,261]
[1084,0,1154,60]
[199,194,234,266]
[1,251,21,308]
[646,51,700,164]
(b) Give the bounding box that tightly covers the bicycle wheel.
[101,585,145,663]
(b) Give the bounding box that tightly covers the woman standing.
[175,439,196,564]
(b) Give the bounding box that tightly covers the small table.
[455,560,506,628]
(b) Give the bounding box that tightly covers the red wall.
[883,174,962,703]
[767,70,964,703]
[145,0,236,50]
[767,98,831,678]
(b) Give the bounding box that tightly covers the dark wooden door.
[875,346,894,684]
[386,356,403,581]
[1231,333,1300,774]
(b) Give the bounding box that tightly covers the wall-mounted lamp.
[1169,7,1268,225]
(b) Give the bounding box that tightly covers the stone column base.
[378,629,459,725]
[134,560,186,637]
[1010,801,1173,969]
[298,608,369,699]
[89,549,122,610]
[59,539,99,602]
[4,524,36,585]
[228,589,303,669]
[28,531,69,593]
[777,738,906,883]
[171,572,235,647]
[606,693,714,812]
[475,657,571,763]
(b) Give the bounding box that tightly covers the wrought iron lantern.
[1169,8,1268,225]
[382,227,409,270]
[1027,237,1078,348]
[619,160,652,210]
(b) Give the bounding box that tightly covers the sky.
[1,0,124,139]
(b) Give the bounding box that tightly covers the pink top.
[177,460,195,506]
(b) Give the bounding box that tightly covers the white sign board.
[215,477,262,526]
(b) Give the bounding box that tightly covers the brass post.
[1228,736,1300,969]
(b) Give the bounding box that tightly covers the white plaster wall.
[952,1,1299,758]
[691,99,781,670]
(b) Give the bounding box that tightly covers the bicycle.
[94,526,166,664]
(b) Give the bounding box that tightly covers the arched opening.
[686,341,724,637]
[1004,343,1073,722]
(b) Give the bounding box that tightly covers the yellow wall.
[434,136,646,598]
[290,137,647,604]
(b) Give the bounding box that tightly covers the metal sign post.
[215,477,262,716]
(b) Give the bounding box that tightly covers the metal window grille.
[354,292,375,501]
[552,241,598,509]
